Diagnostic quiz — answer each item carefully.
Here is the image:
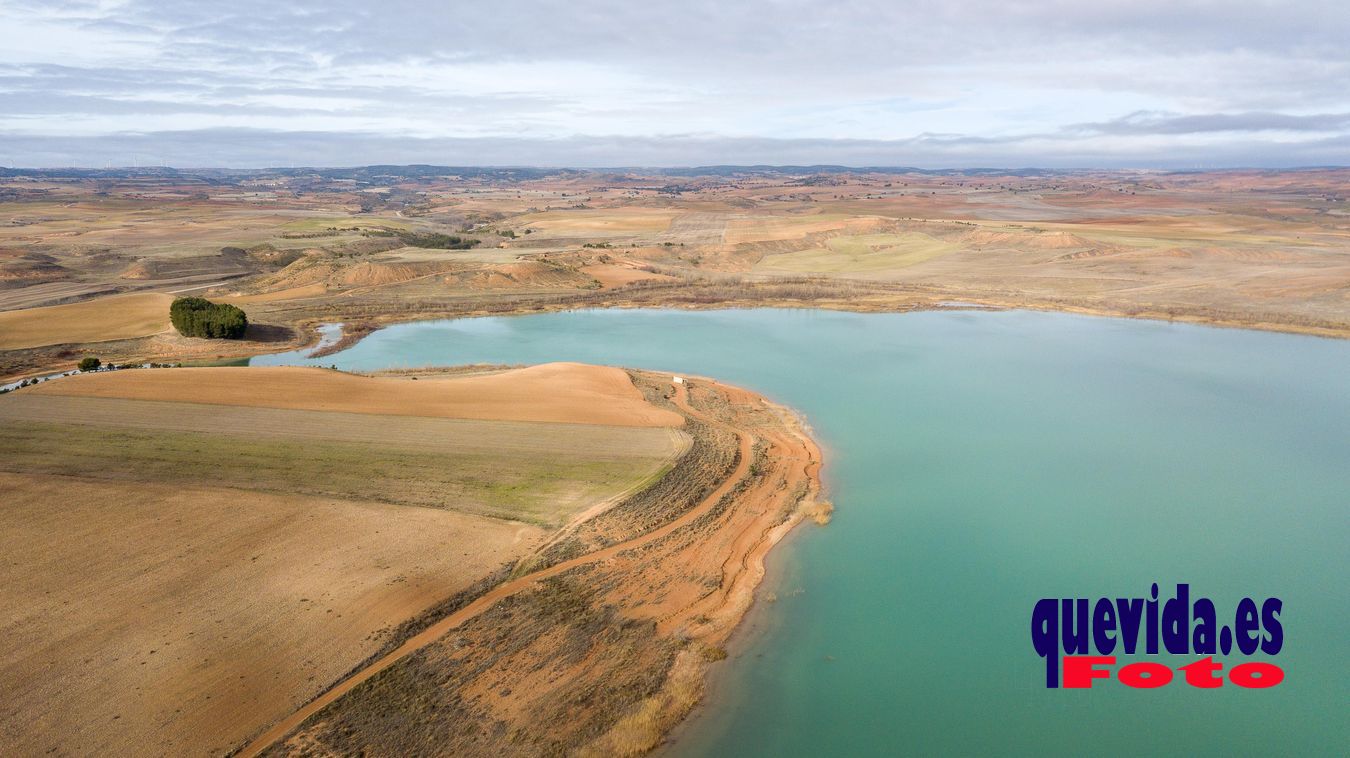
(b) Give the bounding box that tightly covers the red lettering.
[1229,662,1284,688]
[1062,656,1114,688]
[1179,656,1225,688]
[1118,661,1173,688]
[1053,655,1281,690]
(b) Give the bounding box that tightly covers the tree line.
[170,297,248,339]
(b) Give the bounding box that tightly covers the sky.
[0,0,1347,169]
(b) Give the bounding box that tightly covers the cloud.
[3,128,1347,169]
[1070,111,1350,135]
[0,2,1347,166]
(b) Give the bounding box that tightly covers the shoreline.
[10,298,1340,416]
[265,297,1350,369]
[641,394,831,754]
[657,406,836,755]
[5,292,1346,384]
[234,371,828,756]
[239,299,1347,377]
[655,491,816,756]
[1,365,827,752]
[242,297,1350,377]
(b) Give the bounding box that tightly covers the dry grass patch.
[0,393,684,526]
[512,208,680,237]
[722,214,855,244]
[0,418,677,527]
[0,292,173,349]
[755,232,961,276]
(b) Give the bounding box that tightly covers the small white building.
[672,376,684,384]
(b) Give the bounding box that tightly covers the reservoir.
[254,308,1349,755]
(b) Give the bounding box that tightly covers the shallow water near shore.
[254,308,1349,755]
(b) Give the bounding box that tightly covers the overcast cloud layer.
[1,0,1347,168]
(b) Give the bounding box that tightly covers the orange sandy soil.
[580,263,677,288]
[241,375,828,757]
[220,283,328,303]
[28,362,683,427]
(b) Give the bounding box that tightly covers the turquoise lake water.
[254,309,1349,756]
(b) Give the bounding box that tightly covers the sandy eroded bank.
[239,372,827,757]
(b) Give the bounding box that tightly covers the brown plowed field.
[0,472,539,756]
[28,363,684,427]
[0,363,695,755]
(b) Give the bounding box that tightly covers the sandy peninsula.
[0,362,825,756]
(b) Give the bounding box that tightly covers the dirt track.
[0,363,699,754]
[240,374,826,756]
[236,380,752,756]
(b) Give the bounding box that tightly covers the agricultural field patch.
[510,208,680,238]
[0,471,538,757]
[27,363,685,426]
[755,232,961,276]
[0,292,173,348]
[723,213,855,244]
[0,394,685,525]
[0,361,692,755]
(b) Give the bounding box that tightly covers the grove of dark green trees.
[169,297,248,339]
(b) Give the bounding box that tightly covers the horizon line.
[3,163,1348,173]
